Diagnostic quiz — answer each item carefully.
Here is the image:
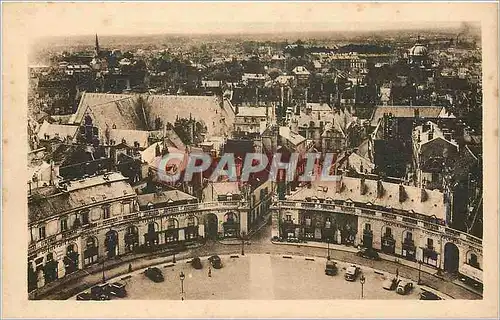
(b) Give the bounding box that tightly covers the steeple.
[94,34,100,57]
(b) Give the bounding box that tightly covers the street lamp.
[179,271,185,300]
[101,258,106,283]
[360,275,366,299]
[241,231,246,256]
[173,251,176,263]
[418,259,423,285]
[327,238,331,261]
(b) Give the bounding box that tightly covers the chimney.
[399,184,407,202]
[421,188,428,202]
[376,180,384,198]
[360,176,367,195]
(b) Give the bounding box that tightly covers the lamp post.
[327,238,331,261]
[241,231,246,256]
[179,271,185,300]
[101,258,106,283]
[360,275,366,299]
[418,259,423,285]
[173,251,176,263]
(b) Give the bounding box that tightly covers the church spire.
[95,34,100,57]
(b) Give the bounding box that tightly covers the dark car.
[106,281,127,298]
[325,260,338,276]
[356,248,381,260]
[208,255,222,269]
[191,257,203,269]
[90,284,111,300]
[145,267,164,282]
[76,292,93,301]
[420,290,442,300]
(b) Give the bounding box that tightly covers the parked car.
[208,255,222,269]
[356,248,381,260]
[420,290,442,300]
[145,267,164,282]
[191,257,203,269]
[396,280,414,295]
[76,292,93,301]
[325,260,338,276]
[106,281,127,298]
[382,277,400,290]
[90,284,111,300]
[344,265,361,281]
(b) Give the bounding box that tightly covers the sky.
[3,2,482,38]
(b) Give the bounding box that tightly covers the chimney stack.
[376,180,384,198]
[399,184,407,202]
[360,176,367,195]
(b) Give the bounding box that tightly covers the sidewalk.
[270,240,483,297]
[30,242,204,300]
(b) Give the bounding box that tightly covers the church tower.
[94,34,100,57]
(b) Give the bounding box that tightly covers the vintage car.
[191,257,203,269]
[382,277,400,290]
[344,265,361,281]
[208,255,222,269]
[325,260,338,276]
[105,281,127,298]
[396,280,414,295]
[356,248,381,261]
[76,292,93,301]
[90,284,111,300]
[419,290,442,300]
[145,267,164,282]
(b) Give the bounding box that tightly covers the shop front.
[362,223,373,248]
[402,231,416,261]
[83,236,99,266]
[43,253,58,284]
[381,227,396,254]
[63,243,79,274]
[124,225,140,252]
[222,212,239,238]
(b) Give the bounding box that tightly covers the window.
[60,219,68,232]
[405,232,413,242]
[325,217,331,228]
[286,214,292,221]
[468,253,480,269]
[384,227,392,237]
[82,210,90,225]
[167,219,177,229]
[364,223,372,232]
[427,238,434,249]
[305,216,311,227]
[187,216,196,227]
[38,226,46,239]
[102,206,111,219]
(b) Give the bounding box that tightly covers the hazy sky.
[4,2,481,38]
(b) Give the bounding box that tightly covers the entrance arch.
[444,242,460,274]
[83,236,98,266]
[205,214,218,240]
[144,222,159,249]
[223,212,239,238]
[105,230,119,258]
[64,243,79,274]
[124,225,139,252]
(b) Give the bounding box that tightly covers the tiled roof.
[137,190,196,207]
[28,172,134,224]
[108,129,152,148]
[71,93,236,139]
[370,106,444,126]
[237,107,267,118]
[37,121,78,141]
[287,176,445,220]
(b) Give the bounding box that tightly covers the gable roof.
[37,121,79,141]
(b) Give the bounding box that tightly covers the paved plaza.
[78,254,424,300]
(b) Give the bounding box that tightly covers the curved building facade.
[270,176,483,284]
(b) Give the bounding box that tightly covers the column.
[178,229,185,241]
[78,236,84,270]
[239,210,248,234]
[118,230,126,256]
[198,224,205,238]
[58,260,66,279]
